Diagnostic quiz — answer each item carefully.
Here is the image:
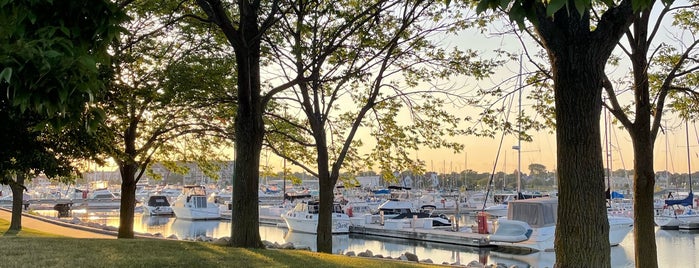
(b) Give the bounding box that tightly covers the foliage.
[0,0,125,127]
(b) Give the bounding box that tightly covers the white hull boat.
[143,195,174,216]
[488,198,633,252]
[172,185,220,220]
[281,201,351,234]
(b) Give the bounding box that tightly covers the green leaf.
[546,0,567,17]
[0,67,12,83]
[573,0,588,16]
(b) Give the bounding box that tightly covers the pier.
[258,213,491,248]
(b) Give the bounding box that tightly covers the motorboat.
[171,185,221,220]
[281,201,351,234]
[143,195,174,216]
[375,199,452,227]
[76,188,121,209]
[488,197,633,252]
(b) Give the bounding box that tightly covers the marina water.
[34,209,698,267]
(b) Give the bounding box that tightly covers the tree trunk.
[229,5,264,247]
[551,51,610,266]
[533,3,634,266]
[628,11,658,267]
[631,134,658,267]
[316,145,334,253]
[229,105,264,248]
[118,163,137,238]
[9,172,26,231]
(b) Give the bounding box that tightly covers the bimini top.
[507,197,558,228]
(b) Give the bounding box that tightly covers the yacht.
[488,197,634,252]
[281,201,351,234]
[375,199,452,226]
[76,188,121,209]
[143,195,174,216]
[171,185,220,220]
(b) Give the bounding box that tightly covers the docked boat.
[488,197,634,252]
[76,188,121,209]
[281,201,351,234]
[654,192,699,229]
[171,185,220,220]
[375,199,452,226]
[143,195,174,216]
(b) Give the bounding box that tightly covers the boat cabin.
[291,201,344,214]
[507,197,558,228]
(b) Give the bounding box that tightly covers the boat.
[488,197,634,252]
[375,199,452,227]
[171,185,221,220]
[654,192,699,229]
[654,121,699,229]
[76,188,121,209]
[143,195,174,216]
[281,201,351,234]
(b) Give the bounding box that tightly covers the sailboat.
[654,120,699,229]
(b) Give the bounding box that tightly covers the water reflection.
[30,209,699,267]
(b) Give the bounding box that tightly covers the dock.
[350,223,490,247]
[257,213,491,248]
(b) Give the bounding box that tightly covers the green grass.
[1,219,437,268]
[0,219,63,237]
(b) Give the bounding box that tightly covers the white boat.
[171,185,221,220]
[77,188,121,209]
[281,201,351,234]
[143,195,174,216]
[375,199,452,226]
[654,192,699,229]
[488,197,633,252]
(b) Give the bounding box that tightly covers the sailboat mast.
[516,56,522,194]
[686,120,693,192]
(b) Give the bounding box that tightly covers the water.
[34,209,698,267]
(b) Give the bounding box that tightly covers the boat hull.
[490,217,633,252]
[144,205,174,216]
[172,206,220,220]
[281,212,351,234]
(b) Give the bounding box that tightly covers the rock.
[374,254,383,258]
[466,260,484,268]
[399,254,408,261]
[280,242,295,249]
[364,250,373,257]
[195,235,206,242]
[384,256,392,259]
[212,237,229,245]
[295,246,311,251]
[420,259,433,264]
[273,242,280,249]
[103,226,118,231]
[357,252,371,257]
[345,251,356,257]
[442,262,450,265]
[262,240,275,248]
[403,252,419,262]
[165,234,176,239]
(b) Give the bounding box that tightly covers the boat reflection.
[284,231,350,253]
[170,219,220,239]
[488,246,632,268]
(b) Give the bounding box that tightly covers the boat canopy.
[665,192,694,207]
[507,198,558,228]
[147,195,171,207]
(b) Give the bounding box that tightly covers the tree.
[102,2,234,238]
[193,0,298,248]
[1,0,124,231]
[263,0,494,253]
[601,1,699,266]
[475,0,639,266]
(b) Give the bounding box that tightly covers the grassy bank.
[1,219,435,268]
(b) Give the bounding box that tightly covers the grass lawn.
[1,219,437,268]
